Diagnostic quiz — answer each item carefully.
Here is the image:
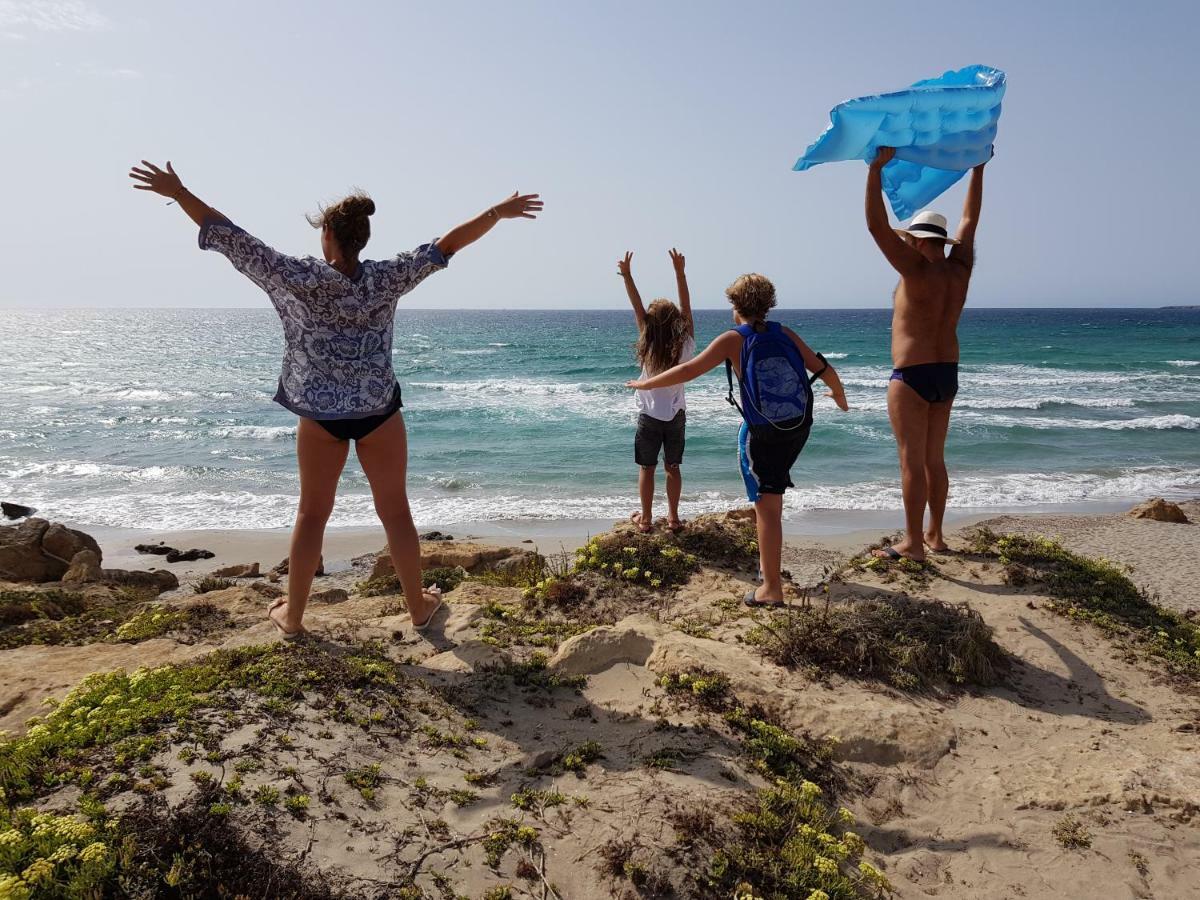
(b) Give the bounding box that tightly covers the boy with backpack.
[625,273,848,607]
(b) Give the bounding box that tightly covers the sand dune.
[1,507,1197,898]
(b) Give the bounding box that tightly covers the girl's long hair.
[635,299,688,375]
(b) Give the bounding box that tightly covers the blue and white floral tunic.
[199,217,448,419]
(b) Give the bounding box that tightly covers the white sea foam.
[1167,360,1200,367]
[824,352,849,359]
[12,467,1199,531]
[208,425,297,441]
[955,412,1200,431]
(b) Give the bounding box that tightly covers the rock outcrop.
[61,549,103,583]
[212,562,260,578]
[373,542,540,580]
[0,519,103,582]
[61,549,179,593]
[309,588,349,605]
[1130,498,1190,523]
[271,555,323,576]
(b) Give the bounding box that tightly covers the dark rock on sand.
[165,548,215,563]
[0,518,103,582]
[250,581,286,599]
[1129,498,1190,523]
[137,544,216,563]
[272,556,324,576]
[1,502,36,520]
[419,531,454,542]
[135,543,173,556]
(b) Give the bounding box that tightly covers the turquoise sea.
[1,307,1198,531]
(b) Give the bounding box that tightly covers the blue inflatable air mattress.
[794,65,1005,220]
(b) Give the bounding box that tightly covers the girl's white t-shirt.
[635,335,696,421]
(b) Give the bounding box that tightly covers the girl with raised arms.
[618,249,694,534]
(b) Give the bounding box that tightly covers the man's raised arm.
[950,152,989,269]
[865,147,923,278]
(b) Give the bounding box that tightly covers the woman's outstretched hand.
[625,379,645,390]
[669,247,685,273]
[618,251,633,278]
[492,191,543,220]
[129,160,185,198]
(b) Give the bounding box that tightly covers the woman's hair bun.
[307,190,375,255]
[344,194,376,218]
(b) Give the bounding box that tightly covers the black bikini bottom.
[312,387,403,442]
[890,362,959,404]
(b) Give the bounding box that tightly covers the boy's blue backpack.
[725,322,825,430]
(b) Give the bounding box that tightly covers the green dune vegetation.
[1,506,1199,898]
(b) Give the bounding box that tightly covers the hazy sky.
[1,0,1197,309]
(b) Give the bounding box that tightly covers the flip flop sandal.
[743,589,787,609]
[412,587,445,632]
[630,513,654,534]
[267,598,306,641]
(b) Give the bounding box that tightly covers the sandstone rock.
[62,550,103,584]
[491,554,538,576]
[310,588,349,605]
[250,581,285,599]
[1130,498,1190,523]
[41,523,102,566]
[549,616,665,675]
[266,572,280,583]
[211,562,260,579]
[1,502,36,520]
[104,568,179,593]
[0,519,59,582]
[370,554,395,580]
[272,556,323,576]
[423,641,512,674]
[722,507,756,523]
[375,542,542,576]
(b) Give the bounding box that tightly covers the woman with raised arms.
[130,159,541,637]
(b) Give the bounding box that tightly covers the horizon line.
[1,304,1194,312]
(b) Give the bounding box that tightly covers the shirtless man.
[866,145,989,561]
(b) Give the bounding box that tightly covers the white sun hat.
[896,210,960,245]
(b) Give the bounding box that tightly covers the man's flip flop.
[267,598,306,641]
[667,520,686,535]
[630,513,653,534]
[412,586,444,632]
[872,546,924,563]
[743,589,787,609]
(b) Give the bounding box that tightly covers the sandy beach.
[2,499,1198,898]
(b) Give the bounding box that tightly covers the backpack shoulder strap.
[725,328,749,417]
[808,351,829,386]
